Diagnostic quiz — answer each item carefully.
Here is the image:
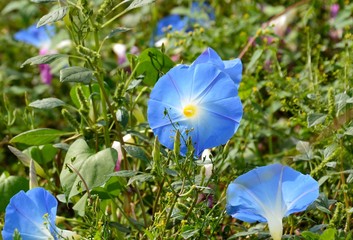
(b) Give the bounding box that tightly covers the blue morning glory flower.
[189,1,215,27]
[147,47,243,156]
[2,187,59,239]
[151,2,215,46]
[14,24,55,49]
[226,164,319,240]
[155,14,187,38]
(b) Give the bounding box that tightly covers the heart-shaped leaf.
[60,139,117,199]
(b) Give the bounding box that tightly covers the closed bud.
[173,130,181,158]
[29,159,38,189]
[152,136,161,174]
[222,141,230,158]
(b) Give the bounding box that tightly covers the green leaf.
[10,128,71,145]
[37,6,68,27]
[294,141,314,161]
[0,173,29,212]
[31,0,56,2]
[126,0,155,11]
[127,173,152,185]
[7,146,47,178]
[2,1,31,15]
[60,66,95,84]
[135,48,175,86]
[301,231,320,240]
[246,49,263,72]
[319,228,337,240]
[109,170,141,177]
[91,177,124,199]
[344,127,353,136]
[335,93,349,113]
[116,108,129,127]
[307,113,326,127]
[60,139,117,199]
[123,145,150,163]
[109,222,131,234]
[105,27,131,39]
[72,192,88,216]
[24,144,57,165]
[29,98,65,109]
[21,54,67,67]
[181,228,199,239]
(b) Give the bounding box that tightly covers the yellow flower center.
[183,104,197,118]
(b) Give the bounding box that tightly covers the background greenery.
[0,0,352,239]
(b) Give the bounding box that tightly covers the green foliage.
[135,48,175,86]
[1,0,353,239]
[60,138,117,199]
[0,173,28,212]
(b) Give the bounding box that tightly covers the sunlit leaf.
[29,98,65,109]
[135,48,175,86]
[10,128,71,145]
[307,113,326,127]
[60,66,95,84]
[126,0,155,11]
[21,54,67,67]
[60,139,117,199]
[37,6,68,27]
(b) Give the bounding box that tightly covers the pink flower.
[112,134,134,171]
[39,48,53,84]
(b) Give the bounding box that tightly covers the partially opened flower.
[226,164,319,240]
[2,187,75,239]
[112,134,135,171]
[14,24,55,84]
[147,47,242,156]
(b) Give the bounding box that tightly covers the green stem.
[101,8,129,28]
[152,177,165,217]
[111,195,144,233]
[182,189,198,221]
[163,194,178,232]
[135,183,148,227]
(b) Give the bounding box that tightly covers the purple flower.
[330,4,340,19]
[226,164,319,240]
[147,47,242,156]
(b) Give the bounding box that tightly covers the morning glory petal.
[26,187,57,231]
[14,24,55,48]
[191,111,239,155]
[282,167,319,216]
[2,188,58,240]
[192,47,242,86]
[226,164,319,240]
[190,63,225,102]
[148,51,243,156]
[192,47,224,69]
[223,59,243,86]
[150,64,194,106]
